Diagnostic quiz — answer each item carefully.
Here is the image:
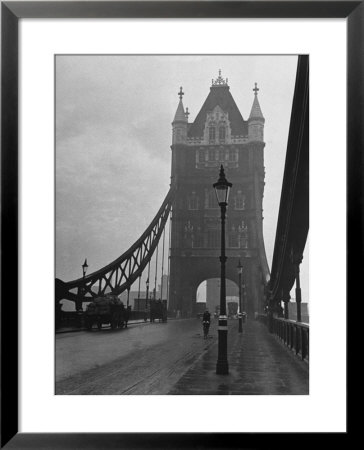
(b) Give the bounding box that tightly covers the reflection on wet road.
[56,318,217,395]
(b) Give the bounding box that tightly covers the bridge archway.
[196,278,239,316]
[170,256,263,318]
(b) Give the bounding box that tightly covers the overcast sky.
[56,55,308,304]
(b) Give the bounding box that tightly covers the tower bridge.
[56,68,271,318]
[55,56,309,395]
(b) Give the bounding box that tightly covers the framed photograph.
[2,1,359,447]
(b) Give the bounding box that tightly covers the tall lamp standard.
[82,258,88,279]
[146,278,150,309]
[237,260,243,333]
[213,165,232,375]
[76,258,88,312]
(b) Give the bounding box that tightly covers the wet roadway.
[56,318,308,395]
[56,318,215,395]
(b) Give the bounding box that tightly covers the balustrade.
[273,317,309,362]
[256,315,309,362]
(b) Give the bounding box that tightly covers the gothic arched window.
[238,221,249,249]
[209,126,216,142]
[219,126,226,142]
[219,148,225,161]
[188,192,199,210]
[235,190,245,210]
[184,221,194,248]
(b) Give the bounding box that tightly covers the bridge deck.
[169,319,308,395]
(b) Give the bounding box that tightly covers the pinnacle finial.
[212,70,228,87]
[185,107,190,120]
[178,86,184,100]
[253,82,259,96]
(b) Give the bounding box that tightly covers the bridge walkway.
[169,319,308,395]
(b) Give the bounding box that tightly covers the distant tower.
[169,73,269,317]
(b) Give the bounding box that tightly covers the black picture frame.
[1,1,359,448]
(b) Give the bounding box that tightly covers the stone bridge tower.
[169,73,270,317]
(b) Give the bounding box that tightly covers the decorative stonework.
[202,105,232,145]
[211,69,229,87]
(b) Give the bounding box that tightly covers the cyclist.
[202,309,211,339]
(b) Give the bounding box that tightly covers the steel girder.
[55,187,175,303]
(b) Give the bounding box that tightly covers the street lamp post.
[213,165,232,375]
[237,260,243,333]
[82,258,88,279]
[77,258,88,312]
[146,278,150,309]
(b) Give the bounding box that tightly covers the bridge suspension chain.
[55,187,175,303]
[137,274,141,301]
[166,213,172,304]
[160,226,166,301]
[154,242,159,299]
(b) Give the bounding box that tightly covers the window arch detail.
[219,126,226,142]
[188,192,199,210]
[235,190,246,210]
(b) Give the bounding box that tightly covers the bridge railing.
[273,317,309,363]
[256,314,309,363]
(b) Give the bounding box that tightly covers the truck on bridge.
[85,295,130,330]
[150,299,167,323]
[227,302,238,318]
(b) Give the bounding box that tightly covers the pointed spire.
[173,99,187,122]
[249,82,264,120]
[173,87,187,122]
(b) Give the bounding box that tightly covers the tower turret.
[169,72,269,318]
[248,83,265,141]
[172,86,188,145]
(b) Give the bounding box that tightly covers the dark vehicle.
[150,299,167,323]
[227,302,238,318]
[134,298,149,322]
[85,295,128,330]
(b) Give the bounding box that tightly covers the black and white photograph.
[55,54,309,396]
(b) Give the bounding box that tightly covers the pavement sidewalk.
[168,319,309,395]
